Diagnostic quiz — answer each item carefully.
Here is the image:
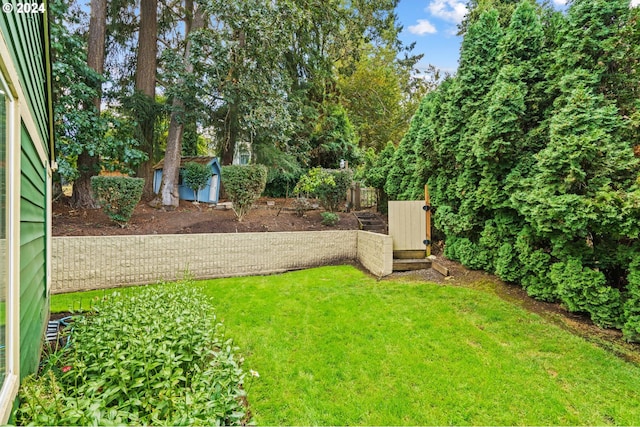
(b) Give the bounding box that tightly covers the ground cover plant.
[50,266,640,426]
[21,283,250,426]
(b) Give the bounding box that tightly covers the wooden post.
[425,184,431,257]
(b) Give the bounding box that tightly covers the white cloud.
[408,19,437,35]
[427,0,468,24]
[552,0,567,5]
[632,0,640,7]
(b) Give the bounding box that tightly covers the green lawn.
[51,265,640,426]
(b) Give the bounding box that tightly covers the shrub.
[221,165,268,221]
[550,258,623,328]
[294,167,352,212]
[292,196,312,217]
[91,176,144,226]
[181,162,211,202]
[494,243,523,283]
[444,237,491,271]
[623,259,640,342]
[321,212,340,226]
[17,283,251,426]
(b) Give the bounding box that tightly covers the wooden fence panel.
[348,185,378,210]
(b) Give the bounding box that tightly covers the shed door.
[209,174,218,202]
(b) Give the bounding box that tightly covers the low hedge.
[91,176,144,226]
[221,165,267,221]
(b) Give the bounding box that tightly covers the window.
[0,86,6,383]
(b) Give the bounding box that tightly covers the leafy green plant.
[181,161,211,203]
[294,167,352,212]
[320,212,340,226]
[623,259,640,341]
[17,283,251,426]
[221,165,268,221]
[91,176,144,226]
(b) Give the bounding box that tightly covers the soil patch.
[53,197,365,236]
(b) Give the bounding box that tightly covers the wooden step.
[353,212,387,233]
[392,258,432,271]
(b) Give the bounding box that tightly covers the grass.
[51,265,640,426]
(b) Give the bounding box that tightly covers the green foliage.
[255,145,304,198]
[91,176,144,226]
[17,283,250,426]
[309,104,362,169]
[50,1,146,184]
[623,259,640,341]
[550,259,623,328]
[198,266,640,425]
[181,162,211,202]
[320,212,340,226]
[361,143,395,190]
[221,165,268,221]
[339,44,431,152]
[294,168,353,212]
[444,236,491,271]
[383,1,640,338]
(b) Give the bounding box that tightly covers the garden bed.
[53,197,366,236]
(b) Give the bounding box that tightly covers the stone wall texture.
[52,231,393,294]
[357,231,394,277]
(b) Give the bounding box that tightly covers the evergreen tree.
[383,0,640,339]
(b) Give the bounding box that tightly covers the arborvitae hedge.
[383,0,640,340]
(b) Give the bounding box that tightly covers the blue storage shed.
[153,156,221,204]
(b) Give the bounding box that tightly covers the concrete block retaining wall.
[51,231,393,294]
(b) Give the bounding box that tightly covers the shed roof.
[152,156,218,170]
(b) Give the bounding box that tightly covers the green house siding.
[19,124,47,379]
[0,5,49,151]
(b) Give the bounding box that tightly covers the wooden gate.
[347,184,378,210]
[388,201,426,252]
[387,186,432,257]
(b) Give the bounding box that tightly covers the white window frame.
[0,59,20,425]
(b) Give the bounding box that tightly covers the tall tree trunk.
[220,29,246,165]
[135,0,158,200]
[72,0,107,208]
[159,99,185,208]
[221,103,239,165]
[156,1,204,208]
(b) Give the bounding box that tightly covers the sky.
[395,0,640,76]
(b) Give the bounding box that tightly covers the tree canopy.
[52,0,426,207]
